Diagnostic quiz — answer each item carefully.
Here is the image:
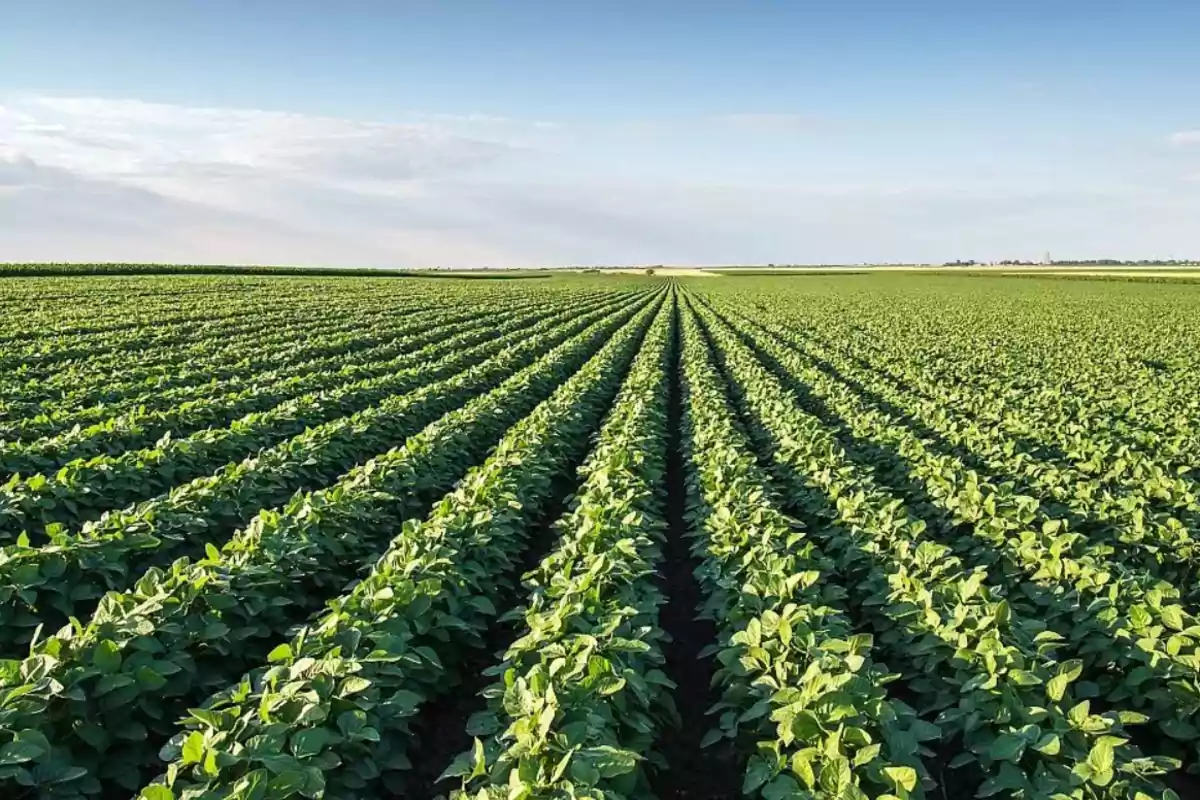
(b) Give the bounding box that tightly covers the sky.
[2,0,1199,267]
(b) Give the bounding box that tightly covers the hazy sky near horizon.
[3,1,1199,267]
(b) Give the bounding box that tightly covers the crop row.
[0,290,651,657]
[0,289,664,797]
[140,285,671,800]
[2,273,1195,798]
[0,286,594,418]
[0,296,537,442]
[445,285,677,798]
[0,292,638,544]
[0,291,604,471]
[687,292,1181,798]
[701,299,1200,755]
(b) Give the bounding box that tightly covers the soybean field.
[2,271,1200,800]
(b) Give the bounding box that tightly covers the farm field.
[0,271,1199,799]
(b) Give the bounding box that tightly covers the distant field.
[601,267,720,277]
[714,264,1200,277]
[996,268,1200,278]
[1,269,1198,799]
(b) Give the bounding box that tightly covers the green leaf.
[1087,736,1120,784]
[388,689,423,713]
[988,732,1028,763]
[1161,605,1186,631]
[180,732,205,766]
[135,666,168,691]
[94,673,136,696]
[202,749,220,778]
[93,640,122,673]
[0,739,46,765]
[743,757,773,794]
[1048,660,1083,701]
[336,711,365,738]
[817,756,852,795]
[267,644,293,663]
[581,745,639,778]
[290,728,335,759]
[338,676,371,696]
[979,762,1028,797]
[852,743,882,768]
[909,719,942,742]
[883,765,918,793]
[791,749,817,788]
[267,770,308,794]
[1033,733,1061,755]
[1068,700,1091,727]
[762,775,802,800]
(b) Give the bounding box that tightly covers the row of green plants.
[0,292,663,798]
[0,288,510,418]
[0,293,637,543]
[9,283,603,421]
[746,287,1200,510]
[0,296,425,402]
[0,291,652,657]
[446,291,677,799]
[0,293,598,473]
[1,316,399,423]
[0,289,366,371]
[0,301,285,367]
[0,281,319,323]
[0,294,553,443]
[678,299,927,800]
[136,287,668,800]
[699,297,1200,766]
[0,284,286,342]
[0,300,530,472]
[689,296,1180,798]
[744,308,1200,592]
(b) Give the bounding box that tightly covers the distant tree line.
[950,259,1200,267]
[0,263,418,277]
[1048,259,1200,266]
[0,263,550,279]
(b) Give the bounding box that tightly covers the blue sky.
[2,1,1199,266]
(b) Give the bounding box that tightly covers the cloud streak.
[2,93,1199,266]
[2,95,520,188]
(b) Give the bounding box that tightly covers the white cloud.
[0,94,555,265]
[1169,130,1200,145]
[1,93,1199,266]
[1,95,518,188]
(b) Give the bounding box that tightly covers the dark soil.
[649,302,742,800]
[398,473,579,799]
